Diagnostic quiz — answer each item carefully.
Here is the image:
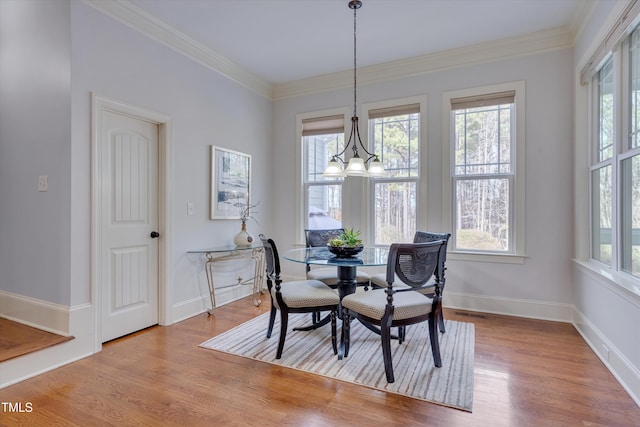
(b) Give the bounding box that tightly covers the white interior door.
[100,110,159,342]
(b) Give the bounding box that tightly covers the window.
[589,23,640,279]
[592,57,614,265]
[299,98,425,245]
[443,82,525,261]
[302,114,345,230]
[367,102,422,245]
[622,28,640,277]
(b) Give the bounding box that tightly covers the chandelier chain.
[353,1,357,118]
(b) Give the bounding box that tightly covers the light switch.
[38,175,48,192]
[187,202,194,215]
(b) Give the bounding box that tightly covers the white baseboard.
[0,290,71,336]
[285,276,577,322]
[4,286,636,408]
[572,308,640,408]
[0,303,95,389]
[172,283,259,323]
[440,291,574,322]
[444,291,639,407]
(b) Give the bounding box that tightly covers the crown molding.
[568,0,597,43]
[81,0,575,102]
[80,0,273,99]
[272,26,574,100]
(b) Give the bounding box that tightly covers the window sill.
[448,251,526,264]
[573,259,640,299]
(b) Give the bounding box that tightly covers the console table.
[188,243,265,314]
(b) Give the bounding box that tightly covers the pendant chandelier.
[322,0,386,178]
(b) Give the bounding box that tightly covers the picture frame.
[210,145,251,219]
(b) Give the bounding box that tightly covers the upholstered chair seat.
[270,280,339,309]
[342,289,433,321]
[370,274,435,290]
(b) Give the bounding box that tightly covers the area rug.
[200,312,475,412]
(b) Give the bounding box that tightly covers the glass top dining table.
[284,246,390,359]
[283,246,389,297]
[283,246,389,267]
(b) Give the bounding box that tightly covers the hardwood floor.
[1,297,638,426]
[0,318,74,362]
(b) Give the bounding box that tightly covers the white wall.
[572,0,640,406]
[0,0,271,342]
[69,1,272,312]
[273,48,575,320]
[0,0,72,306]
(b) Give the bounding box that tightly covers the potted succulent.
[327,227,364,257]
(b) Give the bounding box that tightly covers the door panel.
[101,110,159,342]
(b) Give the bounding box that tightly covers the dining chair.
[341,239,447,383]
[370,231,450,333]
[259,234,339,359]
[305,228,371,288]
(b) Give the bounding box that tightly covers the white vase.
[233,222,254,247]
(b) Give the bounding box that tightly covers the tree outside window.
[369,105,420,244]
[451,97,515,252]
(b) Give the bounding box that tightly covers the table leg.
[293,314,332,331]
[204,253,217,315]
[336,266,358,301]
[250,248,265,307]
[336,265,357,359]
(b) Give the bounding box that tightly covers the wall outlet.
[38,175,48,192]
[602,344,610,362]
[187,202,194,215]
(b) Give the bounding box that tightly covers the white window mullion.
[443,81,524,260]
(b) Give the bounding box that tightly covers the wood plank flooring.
[0,297,638,426]
[0,318,74,362]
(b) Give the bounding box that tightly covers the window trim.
[442,81,526,263]
[587,26,640,281]
[296,107,350,244]
[361,95,428,246]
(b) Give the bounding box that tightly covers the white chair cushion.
[342,289,433,321]
[271,280,339,309]
[370,273,436,294]
[307,268,370,286]
[370,273,406,289]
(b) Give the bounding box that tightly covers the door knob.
[150,231,160,238]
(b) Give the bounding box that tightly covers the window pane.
[307,184,342,230]
[621,155,640,276]
[370,109,419,245]
[374,181,416,244]
[598,58,614,161]
[631,28,640,150]
[455,178,509,251]
[453,105,512,175]
[305,133,345,182]
[371,113,419,178]
[591,166,612,264]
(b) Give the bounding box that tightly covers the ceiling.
[127,0,589,85]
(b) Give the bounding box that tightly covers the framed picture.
[210,146,251,219]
